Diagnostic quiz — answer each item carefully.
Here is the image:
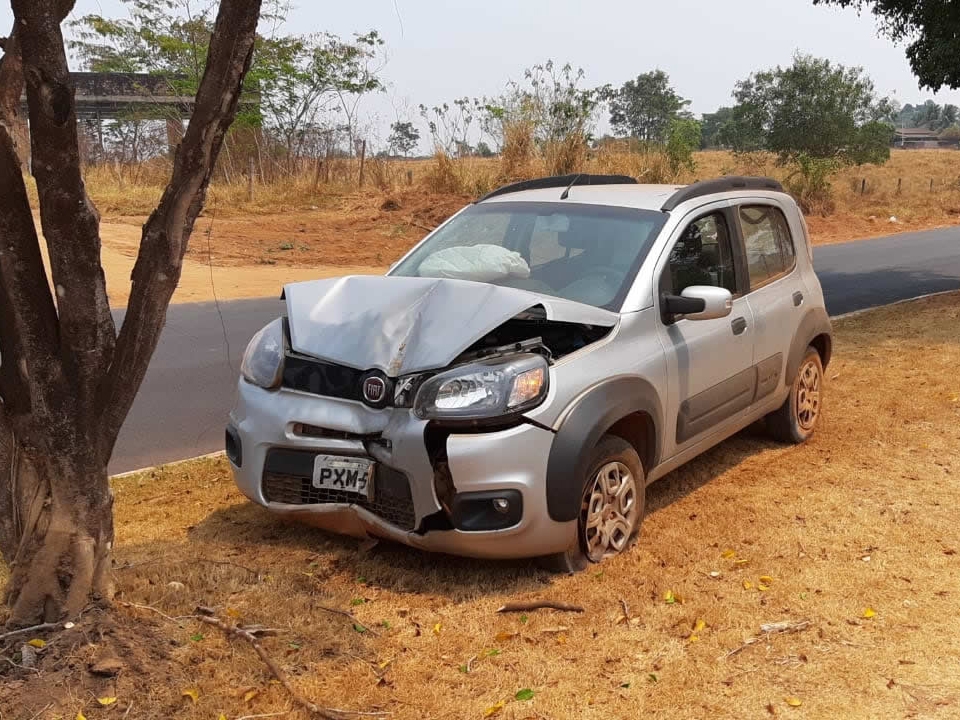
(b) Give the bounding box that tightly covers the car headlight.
[414,353,549,421]
[241,318,285,389]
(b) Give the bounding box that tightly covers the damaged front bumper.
[228,382,576,559]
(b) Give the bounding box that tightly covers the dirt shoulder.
[4,292,959,719]
[93,186,956,307]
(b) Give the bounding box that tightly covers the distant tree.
[939,124,960,141]
[723,54,893,165]
[665,118,702,174]
[813,1,960,90]
[475,140,495,157]
[608,70,690,143]
[700,106,735,149]
[388,120,420,156]
[941,104,959,128]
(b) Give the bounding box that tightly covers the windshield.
[389,201,668,310]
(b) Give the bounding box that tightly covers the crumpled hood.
[283,275,618,376]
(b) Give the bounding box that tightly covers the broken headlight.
[414,353,548,421]
[241,318,285,389]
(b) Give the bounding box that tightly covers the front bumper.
[228,381,576,559]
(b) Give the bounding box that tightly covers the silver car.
[227,175,832,571]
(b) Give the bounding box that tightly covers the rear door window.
[737,205,796,289]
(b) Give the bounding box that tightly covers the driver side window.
[664,213,737,295]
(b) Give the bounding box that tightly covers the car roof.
[477,183,683,212]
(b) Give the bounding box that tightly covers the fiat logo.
[362,375,387,405]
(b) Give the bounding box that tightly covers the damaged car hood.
[283,275,619,376]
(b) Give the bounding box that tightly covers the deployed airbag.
[418,244,530,282]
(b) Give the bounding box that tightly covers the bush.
[783,154,838,215]
[543,131,589,176]
[666,118,702,176]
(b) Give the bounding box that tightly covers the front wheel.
[766,346,824,443]
[539,435,645,573]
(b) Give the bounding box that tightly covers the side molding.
[787,307,833,379]
[545,376,662,522]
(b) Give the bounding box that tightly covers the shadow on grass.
[183,423,780,600]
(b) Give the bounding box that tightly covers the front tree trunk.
[0,426,113,625]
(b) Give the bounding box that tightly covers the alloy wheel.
[796,359,822,430]
[581,461,639,562]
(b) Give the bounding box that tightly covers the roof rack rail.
[660,176,784,212]
[476,173,637,203]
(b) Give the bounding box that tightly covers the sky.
[4,0,960,145]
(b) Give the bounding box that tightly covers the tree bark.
[0,0,262,626]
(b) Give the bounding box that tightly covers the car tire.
[538,435,645,573]
[766,346,824,444]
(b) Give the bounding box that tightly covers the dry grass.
[62,150,960,281]
[4,292,960,719]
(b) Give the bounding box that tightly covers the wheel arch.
[787,307,833,380]
[545,376,663,522]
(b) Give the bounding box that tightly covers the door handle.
[731,317,747,335]
[793,291,804,307]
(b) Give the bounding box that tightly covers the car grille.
[261,448,416,531]
[282,354,365,402]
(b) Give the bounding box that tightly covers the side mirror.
[662,286,733,322]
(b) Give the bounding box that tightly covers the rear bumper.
[228,381,575,560]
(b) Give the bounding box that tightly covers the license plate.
[312,455,375,499]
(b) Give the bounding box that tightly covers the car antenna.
[559,173,582,200]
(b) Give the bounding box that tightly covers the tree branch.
[13,0,115,449]
[100,0,263,448]
[0,123,61,423]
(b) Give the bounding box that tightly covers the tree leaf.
[863,607,877,619]
[353,623,367,634]
[181,688,199,704]
[647,673,658,683]
[496,631,518,642]
[76,713,87,720]
[721,548,736,559]
[743,580,754,590]
[483,699,506,717]
[664,590,677,604]
[243,688,259,703]
[693,619,706,633]
[759,575,774,584]
[519,614,529,624]
[785,696,803,707]
[483,648,501,657]
[97,697,118,706]
[758,583,770,592]
[190,633,204,642]
[26,638,46,648]
[515,688,535,701]
[433,622,442,635]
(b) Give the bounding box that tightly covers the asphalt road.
[109,225,960,474]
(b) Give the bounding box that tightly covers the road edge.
[111,288,960,480]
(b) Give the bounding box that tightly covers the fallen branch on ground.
[407,219,436,233]
[496,601,584,614]
[193,610,389,719]
[0,622,62,643]
[760,619,812,635]
[316,605,380,636]
[719,619,813,660]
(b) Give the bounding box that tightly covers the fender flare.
[787,307,833,380]
[545,376,663,522]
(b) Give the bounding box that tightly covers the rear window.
[737,205,796,289]
[390,201,668,310]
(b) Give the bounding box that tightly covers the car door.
[655,205,756,458]
[734,203,801,405]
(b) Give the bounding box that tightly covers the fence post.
[930,178,934,193]
[312,155,324,193]
[860,178,866,195]
[358,139,367,188]
[246,156,255,202]
[406,169,413,186]
[897,177,902,195]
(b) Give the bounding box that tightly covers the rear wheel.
[539,435,645,573]
[766,346,824,443]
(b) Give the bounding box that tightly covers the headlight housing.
[414,353,549,421]
[241,318,285,389]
